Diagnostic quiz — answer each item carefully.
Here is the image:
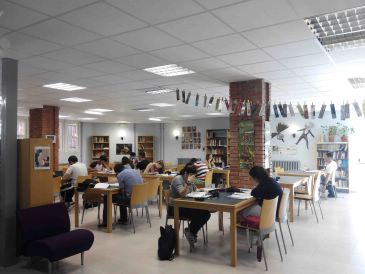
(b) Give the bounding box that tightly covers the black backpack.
[158,225,176,260]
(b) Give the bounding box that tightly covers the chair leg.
[113,205,117,224]
[246,229,251,253]
[311,201,319,224]
[130,209,135,233]
[97,205,100,225]
[259,232,268,271]
[274,229,283,262]
[81,252,84,265]
[205,223,208,244]
[287,220,294,246]
[202,225,206,246]
[145,206,151,228]
[81,206,85,224]
[297,200,301,216]
[278,221,287,254]
[318,200,324,220]
[308,200,314,214]
[48,261,53,274]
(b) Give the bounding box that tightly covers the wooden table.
[212,169,230,187]
[90,171,117,182]
[279,176,309,222]
[173,193,255,266]
[74,186,119,233]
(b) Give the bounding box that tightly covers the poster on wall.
[181,126,201,150]
[116,144,132,155]
[34,146,51,170]
[238,121,255,169]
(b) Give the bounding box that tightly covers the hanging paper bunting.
[273,103,279,118]
[219,97,224,112]
[231,99,237,114]
[345,102,350,119]
[318,103,326,119]
[297,103,304,117]
[278,103,284,117]
[310,103,315,119]
[215,98,220,111]
[330,103,336,119]
[288,103,295,117]
[362,101,365,118]
[208,96,214,107]
[246,100,251,116]
[182,90,186,103]
[203,94,207,107]
[303,103,309,119]
[176,89,180,101]
[224,98,230,111]
[340,103,345,120]
[235,99,243,115]
[282,102,288,117]
[259,102,266,117]
[353,101,362,117]
[195,93,199,107]
[240,100,246,116]
[185,92,191,104]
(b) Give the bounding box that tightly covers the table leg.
[174,205,180,256]
[218,211,223,231]
[230,210,237,267]
[289,186,294,222]
[226,172,230,187]
[159,182,162,218]
[74,189,79,227]
[107,192,113,233]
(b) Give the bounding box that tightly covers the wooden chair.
[176,164,185,173]
[237,197,282,271]
[295,171,324,223]
[146,177,161,217]
[81,187,104,225]
[76,175,92,185]
[275,166,285,175]
[277,189,294,254]
[204,170,213,187]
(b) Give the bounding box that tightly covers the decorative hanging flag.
[185,92,191,104]
[208,96,214,107]
[215,98,220,111]
[340,103,346,120]
[266,102,271,118]
[345,102,350,119]
[195,93,199,107]
[224,98,230,111]
[278,103,285,117]
[231,99,237,113]
[353,101,362,117]
[288,103,295,117]
[310,103,315,119]
[318,104,326,119]
[219,97,224,112]
[259,103,266,117]
[234,99,242,115]
[246,100,251,116]
[303,103,309,119]
[204,94,207,107]
[282,103,288,117]
[297,103,304,117]
[176,89,180,101]
[251,101,259,116]
[240,100,246,116]
[330,103,336,119]
[273,103,279,118]
[182,90,186,103]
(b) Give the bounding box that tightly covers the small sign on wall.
[34,146,51,170]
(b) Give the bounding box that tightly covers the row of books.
[92,137,108,143]
[317,151,347,159]
[207,139,226,146]
[207,148,226,155]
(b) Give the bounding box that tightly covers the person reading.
[320,152,338,198]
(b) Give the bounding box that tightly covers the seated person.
[320,152,338,198]
[143,160,164,174]
[61,155,88,206]
[88,155,110,172]
[169,163,211,250]
[205,153,216,169]
[205,154,222,186]
[121,156,135,169]
[136,151,149,171]
[190,158,208,182]
[130,152,138,167]
[101,162,143,227]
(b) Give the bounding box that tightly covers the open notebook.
[186,192,212,198]
[228,193,253,200]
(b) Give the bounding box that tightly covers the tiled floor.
[2,193,365,274]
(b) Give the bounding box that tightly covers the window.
[67,124,78,150]
[17,117,28,139]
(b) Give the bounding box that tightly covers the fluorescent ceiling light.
[180,114,194,117]
[60,97,92,103]
[155,117,169,119]
[79,117,97,120]
[145,88,174,94]
[149,103,175,107]
[149,118,161,121]
[206,112,224,116]
[43,82,86,91]
[88,108,113,112]
[305,6,365,51]
[115,121,131,123]
[143,64,195,77]
[84,110,103,115]
[59,115,70,118]
[133,108,155,112]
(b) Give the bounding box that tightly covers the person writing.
[169,163,211,250]
[320,152,338,198]
[89,155,110,172]
[143,160,164,174]
[136,151,149,171]
[205,154,216,169]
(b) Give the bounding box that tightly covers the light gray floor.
[2,193,365,274]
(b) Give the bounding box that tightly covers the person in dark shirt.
[136,151,149,171]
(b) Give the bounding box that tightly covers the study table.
[173,193,255,267]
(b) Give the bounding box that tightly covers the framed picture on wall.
[116,144,133,155]
[34,146,51,170]
[45,135,56,143]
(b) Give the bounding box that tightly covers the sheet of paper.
[94,183,109,189]
[228,193,252,200]
[186,192,211,198]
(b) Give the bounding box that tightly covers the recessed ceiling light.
[60,97,92,103]
[133,108,155,112]
[149,103,175,107]
[149,118,161,121]
[59,115,70,119]
[84,110,103,115]
[88,108,113,112]
[180,114,194,118]
[145,88,174,94]
[206,112,224,116]
[43,82,86,91]
[79,117,97,120]
[115,121,131,123]
[143,64,195,77]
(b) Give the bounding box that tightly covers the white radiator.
[272,160,300,171]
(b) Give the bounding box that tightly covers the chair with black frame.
[81,183,104,225]
[277,188,294,254]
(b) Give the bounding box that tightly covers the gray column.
[0,58,18,266]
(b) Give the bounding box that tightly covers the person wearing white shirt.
[321,152,338,198]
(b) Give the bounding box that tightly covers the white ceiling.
[1,0,365,123]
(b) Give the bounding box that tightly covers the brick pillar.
[229,79,270,188]
[29,105,59,170]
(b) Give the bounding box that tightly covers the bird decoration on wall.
[296,122,315,150]
[271,122,289,142]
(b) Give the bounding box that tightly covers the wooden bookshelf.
[138,136,154,162]
[206,129,229,167]
[92,136,110,161]
[317,142,349,193]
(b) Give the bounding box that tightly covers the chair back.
[18,203,70,247]
[259,196,278,233]
[146,177,160,200]
[312,171,322,202]
[76,175,92,185]
[204,170,213,186]
[130,183,148,208]
[176,164,185,173]
[278,189,290,223]
[84,187,104,203]
[275,167,285,175]
[52,176,61,194]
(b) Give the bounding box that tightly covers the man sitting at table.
[88,155,110,172]
[100,162,143,227]
[136,151,149,171]
[320,152,338,198]
[169,163,211,250]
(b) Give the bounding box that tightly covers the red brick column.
[229,79,270,188]
[29,105,59,170]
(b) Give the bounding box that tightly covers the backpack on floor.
[158,225,176,261]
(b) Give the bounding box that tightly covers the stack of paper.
[228,193,252,200]
[238,188,252,193]
[186,192,211,198]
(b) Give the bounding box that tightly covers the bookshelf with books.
[317,142,349,192]
[206,129,229,167]
[138,136,154,162]
[92,136,109,161]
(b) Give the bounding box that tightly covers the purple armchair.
[18,202,94,273]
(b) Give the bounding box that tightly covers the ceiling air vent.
[348,77,365,89]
